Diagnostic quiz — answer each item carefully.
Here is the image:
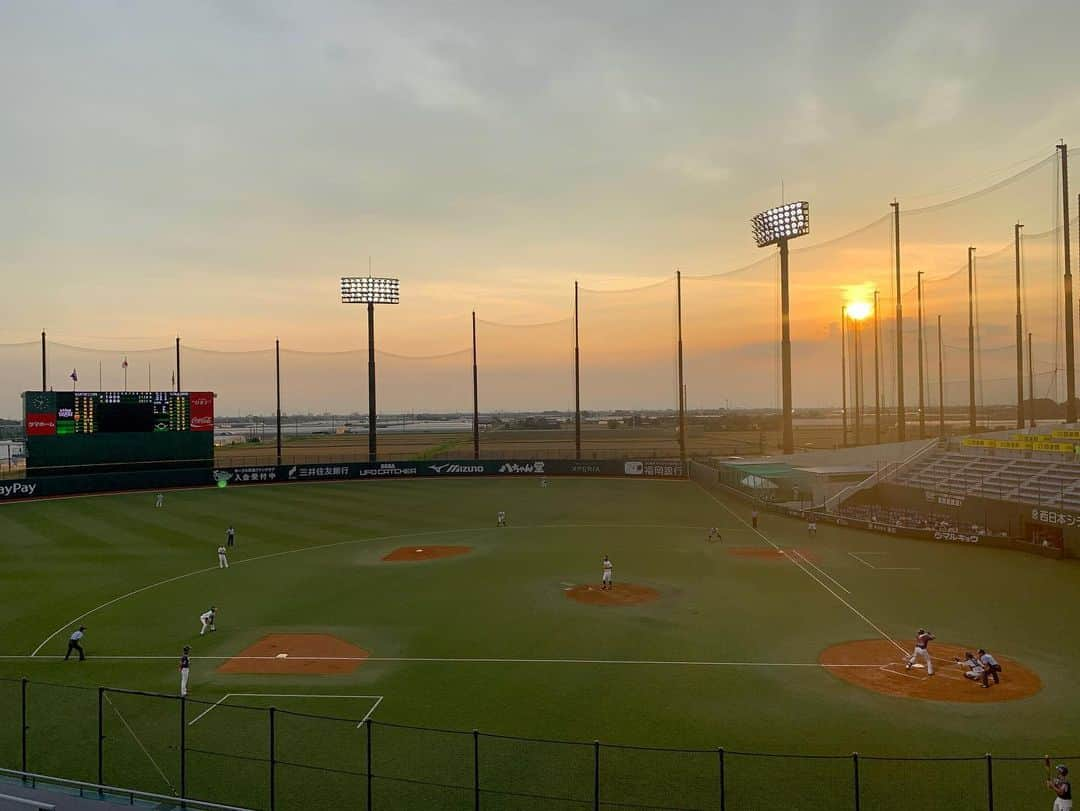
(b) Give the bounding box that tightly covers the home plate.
[275,653,289,659]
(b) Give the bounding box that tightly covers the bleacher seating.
[889,431,1080,512]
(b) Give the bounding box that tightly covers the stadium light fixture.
[751,201,810,454]
[751,201,810,248]
[341,276,401,461]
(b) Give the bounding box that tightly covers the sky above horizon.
[2,1,1080,415]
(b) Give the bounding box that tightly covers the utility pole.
[891,201,906,440]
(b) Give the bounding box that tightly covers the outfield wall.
[0,458,686,502]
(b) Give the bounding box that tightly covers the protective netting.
[1,150,1075,425]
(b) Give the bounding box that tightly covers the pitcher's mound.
[565,583,660,606]
[820,639,1041,703]
[383,545,471,562]
[218,633,369,675]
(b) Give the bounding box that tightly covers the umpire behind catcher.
[65,626,87,661]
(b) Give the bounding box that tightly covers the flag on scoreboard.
[69,369,78,382]
[122,357,128,369]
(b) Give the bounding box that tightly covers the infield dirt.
[564,583,660,606]
[217,633,369,675]
[382,545,472,562]
[820,639,1041,702]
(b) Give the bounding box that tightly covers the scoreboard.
[23,391,214,476]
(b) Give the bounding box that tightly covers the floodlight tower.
[341,276,400,461]
[752,201,810,455]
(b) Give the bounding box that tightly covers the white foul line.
[848,552,921,572]
[188,693,384,728]
[30,522,713,657]
[695,484,909,658]
[791,550,849,594]
[0,653,885,668]
[104,692,177,794]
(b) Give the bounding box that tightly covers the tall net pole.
[40,330,46,392]
[968,247,977,433]
[175,336,181,392]
[1028,331,1036,428]
[472,311,479,461]
[676,270,686,462]
[917,271,926,439]
[779,239,794,454]
[574,281,581,460]
[1014,223,1025,429]
[275,338,282,466]
[841,306,848,447]
[892,202,906,440]
[937,315,945,437]
[874,290,881,444]
[1059,144,1076,422]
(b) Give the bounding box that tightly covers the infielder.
[179,646,191,697]
[807,521,817,536]
[497,511,507,527]
[199,607,216,635]
[601,555,614,590]
[751,509,759,529]
[154,492,164,508]
[1048,764,1072,811]
[707,527,721,543]
[905,628,935,675]
[217,545,229,569]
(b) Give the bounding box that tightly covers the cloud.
[659,152,731,184]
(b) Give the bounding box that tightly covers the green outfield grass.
[0,477,1077,809]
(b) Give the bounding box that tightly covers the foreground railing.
[0,676,1071,810]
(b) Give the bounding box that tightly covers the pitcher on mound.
[601,555,614,590]
[905,628,935,675]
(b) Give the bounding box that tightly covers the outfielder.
[1048,764,1072,811]
[807,521,817,536]
[226,525,236,547]
[179,646,191,697]
[905,629,935,675]
[601,555,614,590]
[154,492,164,508]
[707,527,721,543]
[497,511,507,527]
[199,607,216,635]
[217,545,229,569]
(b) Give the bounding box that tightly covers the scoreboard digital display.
[23,391,214,476]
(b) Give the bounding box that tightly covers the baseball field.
[0,475,1076,809]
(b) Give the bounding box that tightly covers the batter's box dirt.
[382,545,472,562]
[218,634,369,675]
[820,639,1042,703]
[564,583,660,606]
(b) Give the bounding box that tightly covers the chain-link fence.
[0,676,1072,810]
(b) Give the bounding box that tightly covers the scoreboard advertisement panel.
[23,391,214,475]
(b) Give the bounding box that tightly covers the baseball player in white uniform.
[953,652,984,681]
[199,607,216,635]
[601,555,613,590]
[807,521,817,536]
[497,511,507,527]
[179,646,191,697]
[217,545,229,569]
[155,493,164,508]
[905,629,935,675]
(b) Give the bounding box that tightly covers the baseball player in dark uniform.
[65,626,87,661]
[180,646,191,697]
[226,525,236,547]
[1048,764,1071,811]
